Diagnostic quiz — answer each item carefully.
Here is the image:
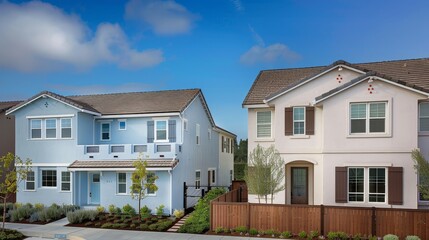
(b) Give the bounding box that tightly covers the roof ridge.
[67,88,201,98]
[260,65,326,72]
[355,57,429,65]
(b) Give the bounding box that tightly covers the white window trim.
[348,101,391,138]
[60,171,71,192]
[116,172,128,195]
[40,169,57,188]
[419,102,429,133]
[24,171,36,192]
[146,172,157,196]
[256,110,272,139]
[133,144,147,154]
[45,118,57,139]
[195,170,201,190]
[118,119,127,131]
[154,120,169,142]
[60,118,72,139]
[347,167,388,204]
[293,107,306,135]
[30,119,42,140]
[208,168,216,185]
[100,122,111,141]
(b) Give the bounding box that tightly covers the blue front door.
[89,173,100,204]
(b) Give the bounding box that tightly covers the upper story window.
[101,122,111,141]
[30,119,42,139]
[155,120,167,141]
[256,111,271,138]
[419,102,429,132]
[61,118,72,139]
[45,119,57,139]
[293,107,305,135]
[118,120,127,130]
[195,170,201,190]
[350,102,386,134]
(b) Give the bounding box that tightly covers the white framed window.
[146,172,157,195]
[350,102,386,134]
[348,167,387,203]
[117,172,127,194]
[196,124,200,145]
[61,171,71,191]
[118,120,126,130]
[348,168,364,202]
[45,119,57,139]
[195,170,201,190]
[293,107,305,135]
[30,119,42,139]
[155,120,168,141]
[60,118,72,139]
[25,171,35,191]
[419,102,429,132]
[256,111,271,138]
[41,170,57,187]
[101,122,111,141]
[133,144,147,153]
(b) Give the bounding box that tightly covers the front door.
[89,173,100,204]
[291,167,308,204]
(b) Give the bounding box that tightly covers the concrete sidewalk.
[5,218,273,240]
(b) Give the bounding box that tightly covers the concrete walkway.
[5,218,274,240]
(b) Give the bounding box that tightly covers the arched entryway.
[285,160,315,205]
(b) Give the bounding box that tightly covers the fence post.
[320,205,325,236]
[239,187,242,202]
[247,202,251,230]
[210,200,213,231]
[183,182,187,210]
[371,207,376,237]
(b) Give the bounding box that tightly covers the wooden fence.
[210,190,429,239]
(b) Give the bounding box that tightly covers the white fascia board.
[242,104,270,109]
[315,76,429,104]
[68,167,173,172]
[95,112,180,119]
[26,114,75,119]
[265,64,366,103]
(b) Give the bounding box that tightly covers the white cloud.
[240,43,300,65]
[0,1,164,72]
[125,0,198,35]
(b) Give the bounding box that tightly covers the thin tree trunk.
[138,192,141,222]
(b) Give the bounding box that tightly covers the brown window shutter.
[335,167,348,203]
[285,108,293,135]
[221,136,224,152]
[388,167,403,205]
[306,107,315,135]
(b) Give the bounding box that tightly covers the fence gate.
[183,182,230,212]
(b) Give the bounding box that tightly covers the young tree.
[234,139,248,180]
[0,153,32,230]
[412,149,429,200]
[130,158,158,220]
[244,144,285,203]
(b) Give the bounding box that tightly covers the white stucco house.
[243,58,429,209]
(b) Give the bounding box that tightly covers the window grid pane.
[31,119,42,139]
[369,103,386,118]
[101,123,110,140]
[26,171,35,190]
[61,119,72,138]
[350,104,366,119]
[257,111,271,138]
[117,173,126,194]
[348,168,364,202]
[156,121,167,140]
[42,170,57,187]
[119,121,126,130]
[369,168,386,203]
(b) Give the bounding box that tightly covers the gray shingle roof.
[68,160,179,169]
[243,58,429,105]
[0,101,21,113]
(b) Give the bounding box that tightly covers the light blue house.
[6,89,235,214]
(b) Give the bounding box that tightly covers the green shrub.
[309,230,319,238]
[132,219,140,224]
[9,205,36,222]
[214,227,224,234]
[337,232,349,240]
[140,205,151,219]
[235,226,248,233]
[265,229,276,236]
[67,210,98,224]
[140,223,149,230]
[156,204,165,216]
[148,223,158,231]
[298,230,307,239]
[34,203,44,211]
[173,209,184,218]
[130,223,136,228]
[101,223,113,228]
[327,232,338,240]
[383,234,399,240]
[29,212,39,223]
[0,229,24,240]
[157,220,172,231]
[405,236,421,240]
[61,204,79,214]
[14,203,23,209]
[38,206,63,222]
[113,219,122,224]
[178,188,226,234]
[249,228,258,236]
[223,227,230,233]
[281,231,292,238]
[108,204,117,215]
[368,236,378,240]
[111,223,127,229]
[353,233,362,240]
[122,204,136,215]
[96,206,105,214]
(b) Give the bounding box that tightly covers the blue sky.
[0,0,429,140]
